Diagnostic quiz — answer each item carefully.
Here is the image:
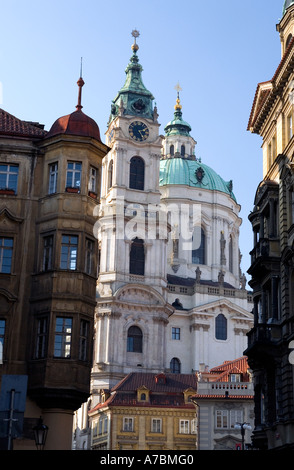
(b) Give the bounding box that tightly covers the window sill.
[0,189,16,195]
[65,187,80,194]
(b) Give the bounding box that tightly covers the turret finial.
[174,82,182,110]
[76,57,84,110]
[131,29,140,52]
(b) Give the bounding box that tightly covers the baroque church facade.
[0,28,253,450]
[90,31,253,406]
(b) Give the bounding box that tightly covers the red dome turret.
[46,76,101,141]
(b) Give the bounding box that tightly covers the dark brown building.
[0,78,108,449]
[246,0,294,450]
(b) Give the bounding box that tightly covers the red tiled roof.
[112,372,198,393]
[0,108,47,138]
[89,372,198,413]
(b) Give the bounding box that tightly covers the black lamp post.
[33,417,48,450]
[234,422,252,450]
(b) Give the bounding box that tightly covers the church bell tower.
[91,31,173,396]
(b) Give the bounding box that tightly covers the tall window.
[60,235,78,270]
[79,320,89,361]
[0,319,5,364]
[54,317,72,358]
[170,145,174,156]
[66,162,82,190]
[108,160,113,190]
[192,227,205,264]
[181,145,185,156]
[229,235,233,273]
[216,410,228,429]
[215,314,227,340]
[0,164,19,193]
[89,167,98,194]
[48,163,58,194]
[179,420,189,434]
[0,237,13,273]
[151,419,162,433]
[129,157,144,190]
[127,326,143,353]
[123,417,134,432]
[85,239,94,275]
[288,113,293,141]
[43,235,53,271]
[36,317,48,359]
[129,238,145,275]
[170,357,181,374]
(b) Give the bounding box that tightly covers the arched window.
[286,33,293,49]
[129,157,144,190]
[229,235,233,273]
[127,326,143,352]
[170,145,174,156]
[215,314,227,340]
[181,145,185,157]
[129,238,145,275]
[170,357,181,374]
[108,160,113,190]
[192,227,205,264]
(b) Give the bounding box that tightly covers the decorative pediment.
[116,285,165,306]
[189,298,253,322]
[0,207,23,224]
[248,81,272,133]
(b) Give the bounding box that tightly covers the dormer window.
[155,373,166,384]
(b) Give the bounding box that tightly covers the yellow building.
[89,372,198,451]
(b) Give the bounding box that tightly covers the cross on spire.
[131,29,140,52]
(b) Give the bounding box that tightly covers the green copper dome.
[109,31,154,123]
[283,0,294,15]
[159,157,236,202]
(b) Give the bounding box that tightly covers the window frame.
[123,417,134,432]
[192,227,205,265]
[48,162,58,194]
[89,166,98,194]
[53,317,73,358]
[42,235,54,271]
[129,237,145,276]
[151,418,162,433]
[85,238,94,275]
[0,319,5,364]
[0,237,14,274]
[79,319,89,361]
[172,327,180,340]
[179,419,189,434]
[129,156,145,191]
[35,316,48,359]
[127,325,143,353]
[215,313,228,341]
[60,235,78,271]
[0,163,19,193]
[66,161,82,191]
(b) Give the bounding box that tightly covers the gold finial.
[131,29,140,52]
[174,82,182,110]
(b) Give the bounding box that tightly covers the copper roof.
[0,108,47,138]
[45,109,101,141]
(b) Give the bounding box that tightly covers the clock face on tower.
[128,121,149,141]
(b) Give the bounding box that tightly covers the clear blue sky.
[0,0,285,278]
